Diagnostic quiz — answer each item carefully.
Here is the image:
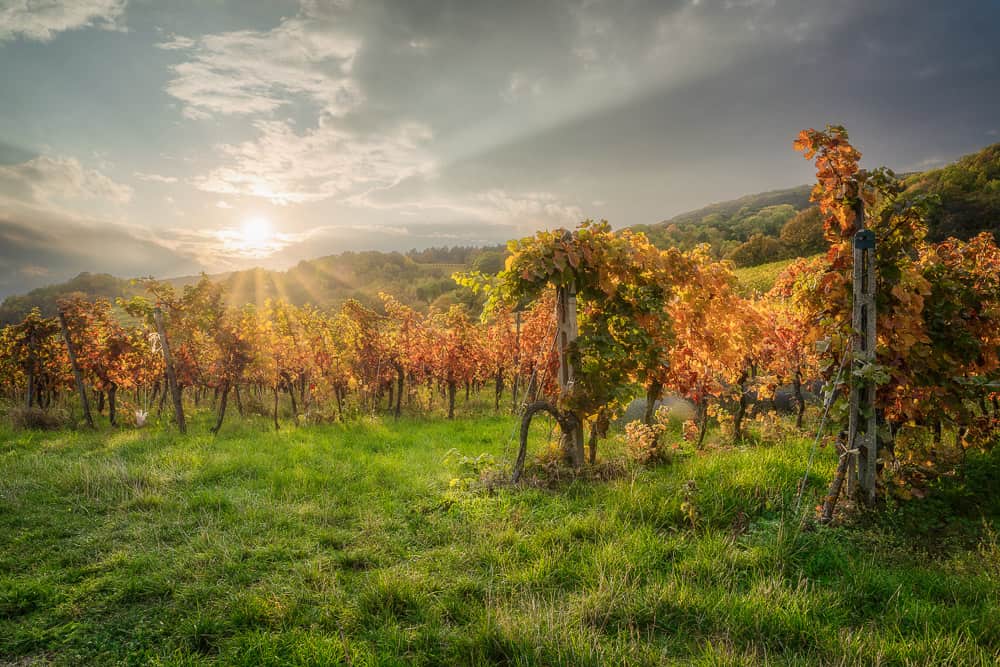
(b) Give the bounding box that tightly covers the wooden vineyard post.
[57,310,94,429]
[153,306,187,434]
[847,194,878,505]
[556,282,585,468]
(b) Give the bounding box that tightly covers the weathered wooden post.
[57,310,94,429]
[555,282,585,468]
[847,193,878,505]
[153,306,187,434]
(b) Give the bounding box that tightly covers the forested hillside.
[0,273,145,325]
[631,185,813,262]
[0,247,504,325]
[904,142,1000,241]
[635,141,1000,265]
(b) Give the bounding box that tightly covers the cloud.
[158,13,361,120]
[163,3,442,207]
[158,225,298,266]
[0,0,127,42]
[0,154,197,296]
[166,0,870,220]
[474,190,583,227]
[905,156,949,171]
[0,213,201,298]
[133,171,178,183]
[503,72,545,103]
[20,264,50,278]
[156,34,193,50]
[7,0,998,298]
[348,187,584,233]
[0,155,132,207]
[195,119,434,204]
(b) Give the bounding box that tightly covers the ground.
[1,410,998,665]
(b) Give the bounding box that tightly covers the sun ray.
[286,269,327,309]
[271,268,294,305]
[230,268,250,309]
[253,266,268,308]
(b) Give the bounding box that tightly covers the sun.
[219,215,288,259]
[240,216,273,248]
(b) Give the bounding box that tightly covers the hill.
[903,142,1000,242]
[0,247,504,325]
[652,185,814,229]
[631,186,813,261]
[0,272,144,325]
[633,141,1000,265]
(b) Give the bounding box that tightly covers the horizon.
[2,0,999,298]
[2,180,816,296]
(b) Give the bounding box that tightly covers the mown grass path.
[1,414,998,665]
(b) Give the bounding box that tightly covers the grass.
[733,257,805,295]
[1,406,999,665]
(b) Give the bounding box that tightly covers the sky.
[1,0,998,297]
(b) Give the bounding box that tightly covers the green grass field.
[2,409,999,665]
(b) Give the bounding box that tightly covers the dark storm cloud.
[352,0,1000,218]
[188,0,997,217]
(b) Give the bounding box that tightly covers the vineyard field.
[733,257,806,295]
[2,409,999,665]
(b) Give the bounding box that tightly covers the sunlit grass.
[0,406,998,664]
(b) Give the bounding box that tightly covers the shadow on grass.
[878,446,1000,550]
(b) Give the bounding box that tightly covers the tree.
[0,309,64,409]
[779,207,826,256]
[794,125,1000,502]
[665,247,760,446]
[340,299,393,416]
[58,296,134,426]
[479,307,518,412]
[427,305,479,419]
[726,233,786,267]
[380,293,427,418]
[207,307,252,434]
[492,221,683,472]
[296,305,355,420]
[767,257,828,428]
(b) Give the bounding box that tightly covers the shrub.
[752,410,796,442]
[303,408,340,424]
[239,393,270,417]
[624,420,667,464]
[443,449,506,492]
[8,406,69,431]
[625,406,685,464]
[682,419,700,442]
